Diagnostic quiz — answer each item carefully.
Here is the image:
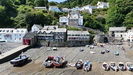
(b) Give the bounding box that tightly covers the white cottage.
[97,1,109,9]
[31,24,43,32]
[34,7,47,10]
[62,8,70,12]
[80,5,96,14]
[59,16,69,25]
[71,6,80,11]
[0,28,28,42]
[59,11,83,26]
[126,28,133,42]
[49,6,61,12]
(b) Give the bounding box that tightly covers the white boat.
[10,55,29,66]
[126,62,133,71]
[75,59,83,69]
[105,49,110,53]
[109,62,119,71]
[83,61,92,72]
[43,56,54,68]
[102,62,110,71]
[118,62,126,71]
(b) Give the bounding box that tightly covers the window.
[10,30,13,32]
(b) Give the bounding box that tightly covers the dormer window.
[11,30,13,32]
[17,30,19,32]
[7,30,9,32]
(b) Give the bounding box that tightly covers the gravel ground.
[0,43,133,75]
[0,42,22,54]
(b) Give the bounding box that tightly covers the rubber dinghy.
[10,55,29,66]
[75,59,83,69]
[43,56,54,68]
[83,61,92,72]
[102,62,110,71]
[126,62,133,71]
[114,51,119,56]
[109,62,119,71]
[118,62,126,71]
[53,56,67,67]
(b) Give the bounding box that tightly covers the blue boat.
[10,55,29,66]
[114,51,119,55]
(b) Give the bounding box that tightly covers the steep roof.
[23,32,37,39]
[33,24,43,29]
[109,27,126,31]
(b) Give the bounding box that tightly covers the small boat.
[10,55,29,66]
[118,62,126,71]
[102,62,110,71]
[90,45,94,49]
[53,56,67,67]
[80,48,84,52]
[101,50,105,54]
[109,62,119,71]
[114,51,119,56]
[83,61,92,72]
[105,49,110,53]
[126,62,133,71]
[43,56,54,68]
[75,59,83,69]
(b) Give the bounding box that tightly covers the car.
[52,47,57,51]
[47,48,51,51]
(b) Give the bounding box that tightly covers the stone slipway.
[0,45,30,64]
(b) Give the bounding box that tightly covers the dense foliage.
[0,0,132,32]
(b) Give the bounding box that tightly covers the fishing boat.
[10,55,29,66]
[53,56,67,67]
[118,62,126,71]
[114,51,119,56]
[75,59,83,69]
[101,50,105,54]
[109,62,119,71]
[102,62,110,71]
[83,61,92,72]
[105,49,110,53]
[43,56,54,68]
[126,62,133,71]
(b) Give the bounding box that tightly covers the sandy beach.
[0,42,133,75]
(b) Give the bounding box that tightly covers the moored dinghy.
[75,59,83,69]
[126,62,133,71]
[109,62,119,71]
[43,56,54,68]
[10,54,29,66]
[83,61,92,72]
[114,51,119,56]
[53,56,67,67]
[118,62,126,71]
[102,62,110,71]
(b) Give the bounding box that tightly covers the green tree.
[34,0,48,7]
[123,11,133,29]
[0,6,7,27]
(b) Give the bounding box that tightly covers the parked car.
[52,47,57,51]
